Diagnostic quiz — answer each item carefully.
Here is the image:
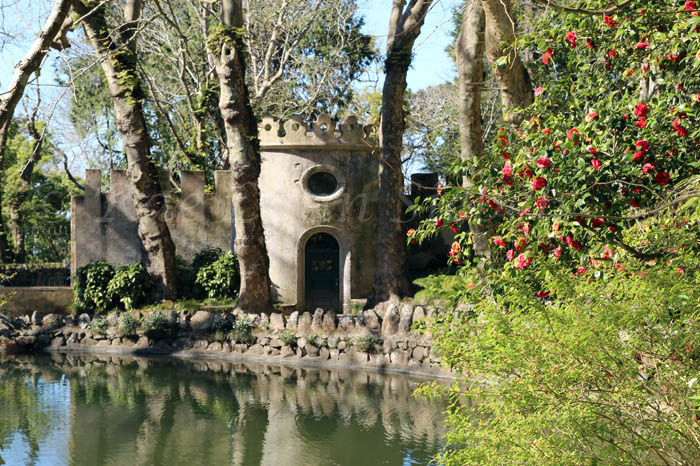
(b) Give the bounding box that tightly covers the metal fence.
[0,263,70,287]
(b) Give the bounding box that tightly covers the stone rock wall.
[0,303,447,377]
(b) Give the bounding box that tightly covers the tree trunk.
[0,0,72,263]
[373,0,433,304]
[74,0,177,300]
[482,0,533,125]
[456,0,491,259]
[212,0,272,313]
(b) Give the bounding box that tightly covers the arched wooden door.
[304,232,340,311]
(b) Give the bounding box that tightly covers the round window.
[306,171,339,196]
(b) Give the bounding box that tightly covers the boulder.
[281,345,295,358]
[42,313,62,330]
[319,347,330,360]
[286,311,299,330]
[31,311,42,326]
[270,338,284,349]
[363,310,381,331]
[297,312,313,332]
[78,313,91,329]
[413,306,426,322]
[305,343,320,357]
[390,349,410,366]
[106,313,119,328]
[270,313,285,331]
[398,304,414,334]
[381,305,400,337]
[311,308,324,332]
[412,346,427,362]
[321,311,337,333]
[190,310,213,331]
[338,315,355,332]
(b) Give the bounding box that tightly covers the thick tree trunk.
[0,0,72,263]
[482,0,533,125]
[74,0,177,300]
[212,0,272,313]
[456,0,491,259]
[373,0,433,304]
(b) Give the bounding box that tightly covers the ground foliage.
[412,1,700,464]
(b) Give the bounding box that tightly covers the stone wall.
[0,287,73,317]
[0,303,447,377]
[70,169,232,274]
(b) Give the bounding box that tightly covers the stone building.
[71,114,378,313]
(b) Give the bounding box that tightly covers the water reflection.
[0,354,446,466]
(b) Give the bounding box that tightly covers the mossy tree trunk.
[211,0,272,313]
[73,0,177,300]
[373,0,433,304]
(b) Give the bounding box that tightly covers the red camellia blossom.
[407,228,417,244]
[673,119,688,136]
[630,199,641,208]
[634,139,649,152]
[588,147,598,155]
[567,128,580,143]
[608,226,618,233]
[493,237,506,247]
[531,176,547,191]
[535,290,550,298]
[536,156,551,169]
[591,159,602,170]
[585,111,599,122]
[636,118,647,128]
[552,247,562,260]
[592,218,605,228]
[450,226,459,233]
[535,86,544,96]
[542,48,553,65]
[633,151,645,162]
[502,161,513,177]
[585,37,594,49]
[576,266,586,275]
[655,172,670,185]
[607,50,617,59]
[535,197,549,210]
[642,163,655,174]
[603,15,618,27]
[435,218,444,228]
[506,249,515,262]
[685,1,697,10]
[571,241,583,250]
[636,39,650,49]
[634,102,649,118]
[565,31,577,48]
[515,253,532,269]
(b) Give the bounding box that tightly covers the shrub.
[355,335,377,353]
[73,262,115,313]
[210,313,233,333]
[143,312,178,340]
[191,247,223,271]
[88,316,108,334]
[195,252,240,300]
[280,331,297,346]
[118,313,139,338]
[231,316,254,344]
[107,263,152,310]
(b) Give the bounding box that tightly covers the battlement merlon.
[258,113,376,151]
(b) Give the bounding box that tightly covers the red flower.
[552,247,562,260]
[585,112,599,122]
[502,161,513,177]
[634,102,649,118]
[515,253,532,269]
[565,31,577,48]
[607,50,617,59]
[591,159,602,170]
[535,290,550,299]
[655,172,670,185]
[642,163,655,174]
[636,118,647,128]
[450,226,459,233]
[542,48,553,65]
[634,140,649,152]
[536,197,549,210]
[685,1,697,10]
[608,226,618,233]
[603,15,618,27]
[435,218,444,228]
[535,87,545,96]
[636,39,650,49]
[493,237,506,247]
[536,156,551,169]
[565,236,573,247]
[588,147,598,155]
[567,128,580,143]
[571,241,583,250]
[592,218,605,228]
[633,151,645,162]
[531,177,547,191]
[576,266,586,275]
[673,119,687,136]
[407,228,417,244]
[585,37,594,50]
[630,199,640,208]
[506,249,515,262]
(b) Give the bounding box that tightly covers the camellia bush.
[412,1,700,464]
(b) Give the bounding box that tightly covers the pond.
[0,354,447,466]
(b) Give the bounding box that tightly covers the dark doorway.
[305,232,340,311]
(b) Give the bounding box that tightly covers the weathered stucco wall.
[0,287,73,317]
[71,169,233,273]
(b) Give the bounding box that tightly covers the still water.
[0,354,446,466]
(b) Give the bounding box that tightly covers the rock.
[337,341,347,351]
[286,311,299,330]
[370,353,386,366]
[413,306,426,322]
[106,313,120,327]
[31,311,42,326]
[353,351,369,364]
[221,342,232,352]
[338,316,355,332]
[319,347,330,360]
[381,305,400,337]
[190,310,213,331]
[338,352,351,364]
[78,313,91,329]
[258,336,271,346]
[311,308,324,332]
[269,349,281,356]
[270,313,285,331]
[390,349,410,366]
[234,344,248,353]
[298,312,313,332]
[328,336,339,349]
[297,337,308,348]
[363,310,381,331]
[247,344,264,355]
[270,338,283,348]
[322,310,337,333]
[329,349,340,361]
[281,345,295,358]
[412,346,426,362]
[305,343,319,357]
[167,310,178,324]
[135,336,149,348]
[398,304,414,333]
[208,341,222,352]
[259,313,270,328]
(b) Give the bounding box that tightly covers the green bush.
[143,312,178,340]
[107,263,152,310]
[210,314,233,333]
[231,316,254,344]
[417,259,700,465]
[195,252,240,299]
[73,262,115,313]
[355,335,377,353]
[88,316,108,334]
[118,313,139,338]
[191,247,223,272]
[280,331,297,346]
